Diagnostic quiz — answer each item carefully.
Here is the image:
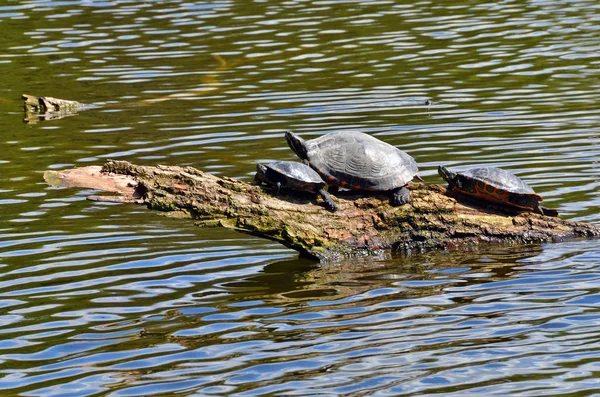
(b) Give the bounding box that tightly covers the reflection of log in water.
[130,246,554,340]
[44,160,600,262]
[262,244,547,302]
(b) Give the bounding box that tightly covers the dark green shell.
[304,131,419,190]
[460,167,537,195]
[439,166,543,211]
[259,161,326,193]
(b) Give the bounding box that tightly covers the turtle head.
[285,130,308,161]
[438,165,458,186]
[255,163,269,184]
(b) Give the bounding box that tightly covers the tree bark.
[44,160,600,262]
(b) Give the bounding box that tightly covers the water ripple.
[0,0,599,395]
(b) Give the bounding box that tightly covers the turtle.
[438,165,559,217]
[285,130,421,206]
[254,160,337,212]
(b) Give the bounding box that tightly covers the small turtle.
[285,130,421,205]
[438,165,559,217]
[254,161,337,211]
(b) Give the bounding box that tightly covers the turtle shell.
[445,166,543,211]
[262,161,326,193]
[304,131,419,191]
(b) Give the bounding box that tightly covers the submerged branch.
[22,94,89,124]
[22,94,86,112]
[44,160,600,262]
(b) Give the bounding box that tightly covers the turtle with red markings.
[438,165,559,217]
[285,130,422,206]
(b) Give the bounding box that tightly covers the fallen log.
[44,160,600,262]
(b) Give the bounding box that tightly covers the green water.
[0,1,599,395]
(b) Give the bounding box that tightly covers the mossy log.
[44,160,600,262]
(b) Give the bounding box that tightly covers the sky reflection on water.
[0,0,599,395]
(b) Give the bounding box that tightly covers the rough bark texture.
[44,160,600,262]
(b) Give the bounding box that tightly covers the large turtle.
[438,165,558,217]
[285,130,421,206]
[254,161,337,211]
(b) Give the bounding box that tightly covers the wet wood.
[22,94,86,112]
[44,160,600,262]
[22,94,88,124]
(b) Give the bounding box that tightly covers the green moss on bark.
[47,160,600,262]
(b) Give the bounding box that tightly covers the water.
[1,0,599,395]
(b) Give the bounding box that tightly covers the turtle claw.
[391,186,410,206]
[319,189,337,212]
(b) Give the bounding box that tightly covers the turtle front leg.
[318,189,338,212]
[391,186,410,206]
